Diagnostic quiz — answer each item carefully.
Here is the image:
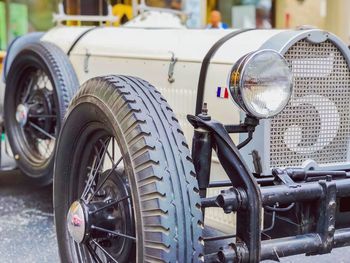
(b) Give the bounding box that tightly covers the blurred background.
[0,0,350,52]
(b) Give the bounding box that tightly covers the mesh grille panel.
[270,40,350,168]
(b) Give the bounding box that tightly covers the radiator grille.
[270,40,350,168]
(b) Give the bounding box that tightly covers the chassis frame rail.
[188,111,350,262]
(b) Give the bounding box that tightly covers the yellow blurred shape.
[112,4,133,27]
[0,51,6,73]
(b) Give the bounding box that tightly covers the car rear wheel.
[54,75,204,262]
[4,41,78,185]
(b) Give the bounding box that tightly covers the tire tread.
[68,75,203,262]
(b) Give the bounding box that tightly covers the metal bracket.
[315,179,337,254]
[272,168,300,188]
[216,187,247,213]
[168,52,177,83]
[217,242,249,263]
[250,150,263,175]
[84,49,91,74]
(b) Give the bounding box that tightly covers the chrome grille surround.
[269,39,350,168]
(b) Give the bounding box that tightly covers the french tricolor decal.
[217,87,229,99]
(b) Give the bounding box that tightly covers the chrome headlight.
[229,49,293,119]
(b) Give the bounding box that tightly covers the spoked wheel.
[66,137,136,263]
[4,41,78,185]
[15,69,56,161]
[55,76,203,262]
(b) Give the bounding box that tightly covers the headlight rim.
[229,49,293,119]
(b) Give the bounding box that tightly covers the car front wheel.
[54,75,204,262]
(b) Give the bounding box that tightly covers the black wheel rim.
[14,67,57,163]
[67,131,136,263]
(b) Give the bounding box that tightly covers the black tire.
[4,41,79,185]
[54,76,204,262]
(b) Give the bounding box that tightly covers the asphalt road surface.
[0,170,349,263]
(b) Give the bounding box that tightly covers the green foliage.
[1,0,59,32]
[0,1,28,50]
[0,2,6,50]
[24,0,59,31]
[10,3,28,37]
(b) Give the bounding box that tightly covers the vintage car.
[1,2,350,263]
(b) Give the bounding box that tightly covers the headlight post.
[225,115,259,149]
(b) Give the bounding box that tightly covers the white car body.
[3,11,350,232]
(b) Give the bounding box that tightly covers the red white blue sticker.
[217,87,229,99]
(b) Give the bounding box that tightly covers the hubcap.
[67,201,86,244]
[16,104,28,127]
[67,177,133,245]
[67,194,133,246]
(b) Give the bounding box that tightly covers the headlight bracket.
[224,115,259,134]
[225,115,259,150]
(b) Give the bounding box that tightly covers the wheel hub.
[16,104,28,127]
[67,198,125,244]
[29,89,55,139]
[67,201,86,244]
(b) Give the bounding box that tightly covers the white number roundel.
[283,94,340,155]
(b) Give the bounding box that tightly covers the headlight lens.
[229,49,293,119]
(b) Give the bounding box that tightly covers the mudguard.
[2,32,44,82]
